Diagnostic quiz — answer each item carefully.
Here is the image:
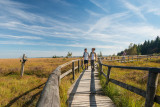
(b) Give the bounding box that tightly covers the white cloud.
[85,9,101,17]
[86,12,128,33]
[121,0,146,21]
[89,0,108,13]
[0,34,42,40]
[147,8,160,16]
[0,40,121,49]
[1,0,160,58]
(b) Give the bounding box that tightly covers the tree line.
[117,36,160,56]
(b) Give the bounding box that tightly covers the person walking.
[122,51,126,62]
[83,48,89,70]
[90,48,96,71]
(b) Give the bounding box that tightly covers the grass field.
[99,58,160,107]
[0,58,80,107]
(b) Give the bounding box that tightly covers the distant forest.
[117,36,160,56]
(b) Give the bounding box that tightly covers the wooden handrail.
[36,59,83,107]
[102,55,159,62]
[101,63,160,73]
[98,58,160,107]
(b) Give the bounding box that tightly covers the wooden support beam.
[72,62,75,80]
[106,67,111,85]
[145,69,159,107]
[20,54,27,77]
[36,67,61,107]
[78,60,80,73]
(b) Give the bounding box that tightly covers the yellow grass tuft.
[0,58,78,107]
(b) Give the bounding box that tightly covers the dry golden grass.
[0,58,78,107]
[99,58,160,107]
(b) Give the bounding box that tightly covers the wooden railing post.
[118,57,119,62]
[106,67,111,85]
[132,56,133,61]
[72,61,75,80]
[78,60,80,73]
[20,54,27,77]
[81,59,83,69]
[128,56,129,62]
[99,58,102,75]
[100,63,102,73]
[145,69,159,107]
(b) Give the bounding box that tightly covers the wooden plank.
[106,67,111,85]
[154,95,160,104]
[37,59,79,107]
[145,71,159,107]
[60,59,78,68]
[60,66,78,79]
[20,54,26,77]
[78,60,80,73]
[101,64,160,72]
[36,66,61,107]
[101,71,107,78]
[72,62,75,80]
[110,79,146,97]
[68,67,116,107]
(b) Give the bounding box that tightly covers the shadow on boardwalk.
[68,66,116,107]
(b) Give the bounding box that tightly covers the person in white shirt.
[122,51,126,62]
[90,48,97,71]
[83,48,89,70]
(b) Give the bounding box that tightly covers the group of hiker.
[83,48,97,71]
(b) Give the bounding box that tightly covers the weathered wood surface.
[110,79,146,97]
[72,62,75,80]
[37,60,79,107]
[60,66,78,79]
[102,63,160,72]
[60,59,78,68]
[36,66,61,107]
[145,71,159,107]
[20,54,27,77]
[68,66,115,107]
[103,55,159,62]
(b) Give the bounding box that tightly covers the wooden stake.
[145,69,159,107]
[72,62,75,80]
[20,54,27,77]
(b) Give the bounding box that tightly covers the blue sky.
[0,0,160,58]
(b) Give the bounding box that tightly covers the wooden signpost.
[20,54,27,77]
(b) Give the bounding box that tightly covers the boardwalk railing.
[36,59,83,107]
[98,58,160,107]
[103,55,159,62]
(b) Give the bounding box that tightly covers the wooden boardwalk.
[68,66,116,107]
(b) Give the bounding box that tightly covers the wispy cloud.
[85,9,101,17]
[51,0,74,6]
[87,12,128,33]
[0,40,121,49]
[121,0,146,21]
[0,34,42,40]
[1,0,160,58]
[89,0,108,13]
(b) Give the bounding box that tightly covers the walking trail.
[68,65,116,107]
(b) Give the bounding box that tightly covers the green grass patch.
[99,59,160,107]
